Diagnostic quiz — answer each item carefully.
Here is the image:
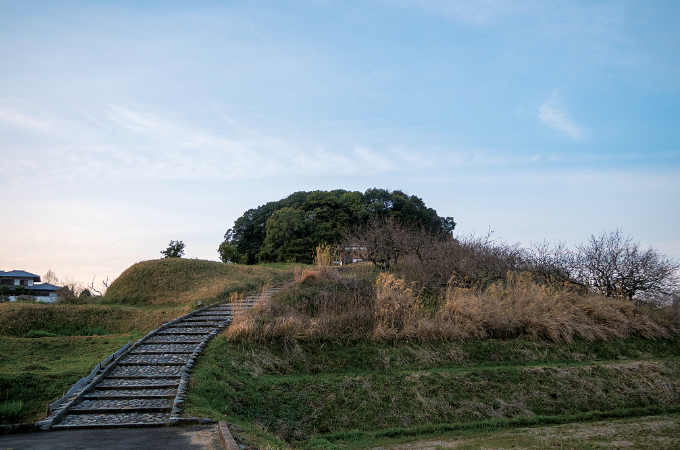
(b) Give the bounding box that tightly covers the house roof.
[7,283,60,291]
[31,283,61,291]
[0,270,41,281]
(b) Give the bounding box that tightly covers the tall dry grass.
[225,270,670,344]
[420,272,667,343]
[315,244,335,268]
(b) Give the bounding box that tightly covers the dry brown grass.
[294,266,319,284]
[225,270,671,344]
[423,272,668,343]
[315,244,335,268]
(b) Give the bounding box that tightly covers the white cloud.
[1,104,424,183]
[0,108,53,132]
[538,96,584,140]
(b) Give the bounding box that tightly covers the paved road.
[0,425,222,450]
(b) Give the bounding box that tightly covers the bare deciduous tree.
[344,216,412,271]
[572,229,680,303]
[43,270,59,285]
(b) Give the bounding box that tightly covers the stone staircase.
[40,287,283,430]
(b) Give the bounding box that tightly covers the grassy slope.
[104,258,294,306]
[186,336,680,448]
[0,303,189,338]
[0,259,294,424]
[0,334,133,423]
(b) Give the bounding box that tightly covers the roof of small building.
[0,270,41,281]
[31,283,61,291]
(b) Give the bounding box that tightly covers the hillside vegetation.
[226,267,675,344]
[182,262,680,448]
[1,258,293,425]
[0,303,187,338]
[104,258,293,306]
[0,335,131,424]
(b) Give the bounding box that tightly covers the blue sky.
[1,0,679,287]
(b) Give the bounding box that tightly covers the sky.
[1,0,679,289]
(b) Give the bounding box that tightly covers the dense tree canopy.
[218,189,456,264]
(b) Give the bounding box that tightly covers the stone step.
[106,365,183,378]
[97,379,179,389]
[51,412,170,429]
[84,388,176,400]
[171,322,223,327]
[185,317,230,321]
[146,335,204,343]
[119,354,191,365]
[158,327,215,334]
[70,399,172,414]
[130,344,197,354]
[208,306,253,311]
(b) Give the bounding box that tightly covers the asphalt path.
[0,425,222,450]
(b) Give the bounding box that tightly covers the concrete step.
[51,412,171,429]
[70,399,172,414]
[119,354,191,365]
[107,366,183,378]
[130,344,197,354]
[158,327,215,335]
[171,322,223,327]
[84,388,176,400]
[146,335,205,343]
[97,379,179,389]
[184,317,230,322]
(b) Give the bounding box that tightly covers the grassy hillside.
[103,258,294,306]
[183,266,680,448]
[0,335,132,424]
[0,258,294,425]
[0,303,188,338]
[187,336,680,448]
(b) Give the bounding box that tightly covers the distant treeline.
[218,188,455,264]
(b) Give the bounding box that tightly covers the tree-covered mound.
[218,188,456,264]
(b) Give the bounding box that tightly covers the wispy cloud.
[538,96,584,140]
[0,108,53,132]
[2,104,417,183]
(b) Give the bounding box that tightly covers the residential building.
[0,270,60,302]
